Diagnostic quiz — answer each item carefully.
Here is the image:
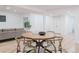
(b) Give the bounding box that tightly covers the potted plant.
[24,20,31,31]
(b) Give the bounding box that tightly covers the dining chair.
[52,36,63,53]
[44,31,63,53]
[53,32,63,53]
[43,31,56,53]
[22,31,36,53]
[15,36,24,53]
[22,38,36,53]
[15,31,36,53]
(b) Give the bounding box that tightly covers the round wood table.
[22,32,56,40]
[17,32,63,53]
[22,32,57,53]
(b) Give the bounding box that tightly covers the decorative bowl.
[39,32,46,36]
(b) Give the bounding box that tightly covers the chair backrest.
[46,31,55,33]
[46,31,55,36]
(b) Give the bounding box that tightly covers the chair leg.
[33,47,36,53]
[16,39,20,53]
[44,46,47,53]
[23,38,26,53]
[50,40,57,53]
[23,45,26,53]
[58,39,62,53]
[27,41,32,47]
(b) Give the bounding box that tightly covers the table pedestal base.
[33,40,52,53]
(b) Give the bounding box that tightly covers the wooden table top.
[21,32,56,40]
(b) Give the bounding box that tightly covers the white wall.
[28,13,76,35]
[74,15,79,43]
[46,15,65,34]
[28,13,66,35]
[23,11,79,44]
[0,11,24,29]
[45,16,54,31]
[29,13,44,33]
[59,11,79,44]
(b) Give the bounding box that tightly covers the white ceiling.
[0,5,79,15]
